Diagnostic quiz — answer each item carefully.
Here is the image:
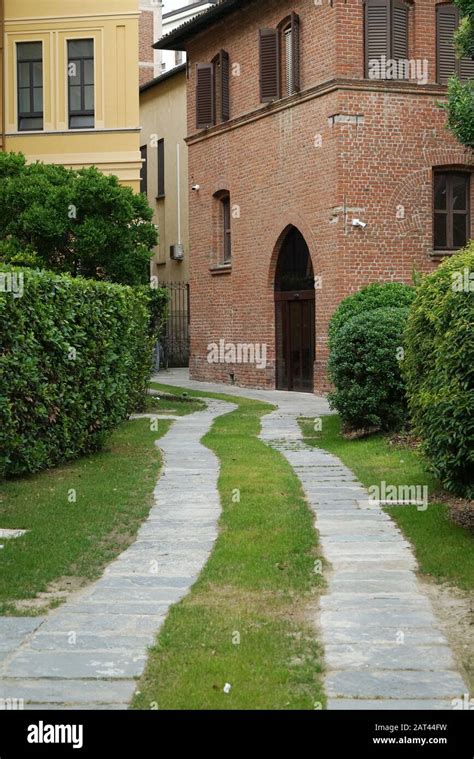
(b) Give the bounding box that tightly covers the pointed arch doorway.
[274,227,315,392]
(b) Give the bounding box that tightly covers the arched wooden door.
[274,228,315,392]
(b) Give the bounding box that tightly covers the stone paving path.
[260,409,469,710]
[1,367,468,710]
[160,371,468,709]
[0,397,235,709]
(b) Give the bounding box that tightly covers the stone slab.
[326,671,467,699]
[0,678,136,704]
[327,699,455,710]
[324,643,456,670]
[5,651,148,679]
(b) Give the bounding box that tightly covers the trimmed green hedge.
[0,268,167,477]
[403,246,474,498]
[329,282,415,345]
[328,306,409,431]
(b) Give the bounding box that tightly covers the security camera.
[191,184,200,192]
[352,218,367,229]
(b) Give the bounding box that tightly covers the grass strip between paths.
[301,415,473,591]
[133,383,326,710]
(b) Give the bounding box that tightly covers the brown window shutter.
[259,28,280,102]
[291,12,301,93]
[392,0,408,62]
[459,56,474,82]
[365,0,390,77]
[220,50,230,121]
[196,63,215,129]
[437,4,458,85]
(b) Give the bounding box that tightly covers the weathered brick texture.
[140,10,155,85]
[183,0,473,393]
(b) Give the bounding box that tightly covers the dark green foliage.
[443,1,474,148]
[0,268,167,477]
[328,307,409,431]
[403,245,474,498]
[329,282,415,345]
[0,152,157,285]
[136,284,169,340]
[454,0,474,58]
[443,76,474,148]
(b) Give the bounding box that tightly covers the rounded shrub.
[403,245,474,498]
[328,306,409,431]
[329,282,415,345]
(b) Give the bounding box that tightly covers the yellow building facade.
[140,66,189,283]
[1,0,141,191]
[140,65,190,365]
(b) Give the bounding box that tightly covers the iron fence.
[161,281,190,367]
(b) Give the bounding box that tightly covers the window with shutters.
[259,13,300,103]
[437,4,474,85]
[196,50,229,129]
[433,171,470,251]
[212,54,222,124]
[365,0,410,79]
[220,50,230,122]
[157,139,165,198]
[17,42,43,131]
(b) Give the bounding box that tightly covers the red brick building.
[157,0,473,393]
[139,0,161,86]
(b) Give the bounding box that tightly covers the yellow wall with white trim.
[2,0,141,191]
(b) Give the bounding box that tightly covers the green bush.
[403,246,474,498]
[0,152,157,285]
[329,282,415,345]
[443,76,474,149]
[0,267,167,478]
[136,284,169,340]
[328,306,409,431]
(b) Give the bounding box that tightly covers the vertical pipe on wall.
[176,141,181,246]
[0,0,4,152]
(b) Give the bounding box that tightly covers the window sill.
[209,263,232,275]
[429,249,462,259]
[156,194,166,200]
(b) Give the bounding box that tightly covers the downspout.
[176,142,181,246]
[0,0,4,152]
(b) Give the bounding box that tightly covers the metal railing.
[161,281,190,368]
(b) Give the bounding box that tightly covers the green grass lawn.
[301,415,474,591]
[133,383,326,710]
[0,418,171,615]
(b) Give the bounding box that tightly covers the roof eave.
[139,63,187,93]
[153,0,252,51]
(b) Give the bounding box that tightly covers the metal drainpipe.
[0,0,4,152]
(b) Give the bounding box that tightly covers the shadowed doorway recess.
[275,227,315,392]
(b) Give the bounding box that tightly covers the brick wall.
[184,0,474,394]
[140,9,154,86]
